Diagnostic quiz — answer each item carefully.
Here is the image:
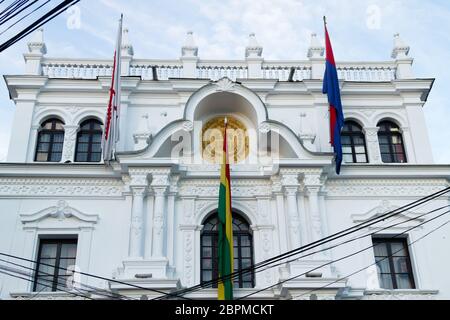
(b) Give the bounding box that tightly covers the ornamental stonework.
[0,178,123,197]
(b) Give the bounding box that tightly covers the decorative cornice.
[20,200,98,224]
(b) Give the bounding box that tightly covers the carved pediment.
[20,200,98,225]
[351,200,425,228]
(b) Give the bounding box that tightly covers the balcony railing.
[40,58,397,82]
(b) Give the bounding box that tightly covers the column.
[61,125,78,163]
[166,176,179,266]
[7,99,39,163]
[150,174,170,259]
[306,185,322,243]
[281,174,301,250]
[152,186,167,258]
[364,127,382,164]
[285,187,301,250]
[303,173,324,244]
[129,186,147,258]
[27,125,40,162]
[401,126,417,164]
[404,104,433,163]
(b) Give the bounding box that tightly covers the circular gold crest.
[202,116,249,164]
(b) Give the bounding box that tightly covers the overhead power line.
[290,216,450,300]
[155,187,450,299]
[0,269,93,300]
[0,251,192,300]
[0,0,50,36]
[0,0,80,53]
[238,207,450,300]
[0,0,38,26]
[0,260,133,300]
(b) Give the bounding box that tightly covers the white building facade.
[0,29,449,300]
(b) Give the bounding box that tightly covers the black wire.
[0,251,193,300]
[159,201,450,300]
[242,208,450,300]
[0,0,29,24]
[0,258,133,300]
[0,0,37,26]
[0,0,80,52]
[246,204,450,283]
[291,216,450,300]
[0,269,94,300]
[0,0,50,36]
[155,187,450,299]
[0,0,23,17]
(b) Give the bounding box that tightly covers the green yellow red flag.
[217,117,234,300]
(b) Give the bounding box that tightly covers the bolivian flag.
[218,118,234,300]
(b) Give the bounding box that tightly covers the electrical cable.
[291,217,450,300]
[240,208,450,300]
[0,0,50,36]
[0,263,130,300]
[0,0,37,26]
[0,251,193,300]
[159,203,450,300]
[155,187,450,299]
[0,0,80,52]
[0,269,94,300]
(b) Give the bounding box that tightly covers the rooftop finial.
[121,27,134,56]
[307,32,324,59]
[27,28,47,54]
[246,33,263,58]
[391,33,410,59]
[182,31,198,57]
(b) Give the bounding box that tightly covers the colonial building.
[0,28,449,300]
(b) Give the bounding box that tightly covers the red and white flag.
[102,14,123,162]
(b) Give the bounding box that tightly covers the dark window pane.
[396,274,413,289]
[373,238,414,290]
[201,213,254,288]
[35,240,78,292]
[376,258,391,274]
[379,274,394,289]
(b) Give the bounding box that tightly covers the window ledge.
[10,291,91,300]
[363,289,439,300]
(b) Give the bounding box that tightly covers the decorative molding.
[20,200,98,224]
[0,178,123,198]
[214,77,236,92]
[351,200,425,227]
[61,125,78,163]
[326,179,448,197]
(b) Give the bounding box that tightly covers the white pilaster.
[364,127,382,164]
[128,186,147,258]
[281,174,301,250]
[61,125,78,163]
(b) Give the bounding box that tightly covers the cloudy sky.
[0,0,449,162]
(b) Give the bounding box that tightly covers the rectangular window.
[372,237,415,290]
[34,238,78,292]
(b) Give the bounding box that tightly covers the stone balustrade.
[40,58,397,82]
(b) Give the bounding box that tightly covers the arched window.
[377,121,407,163]
[341,121,368,163]
[201,213,254,289]
[75,119,103,162]
[35,118,65,162]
